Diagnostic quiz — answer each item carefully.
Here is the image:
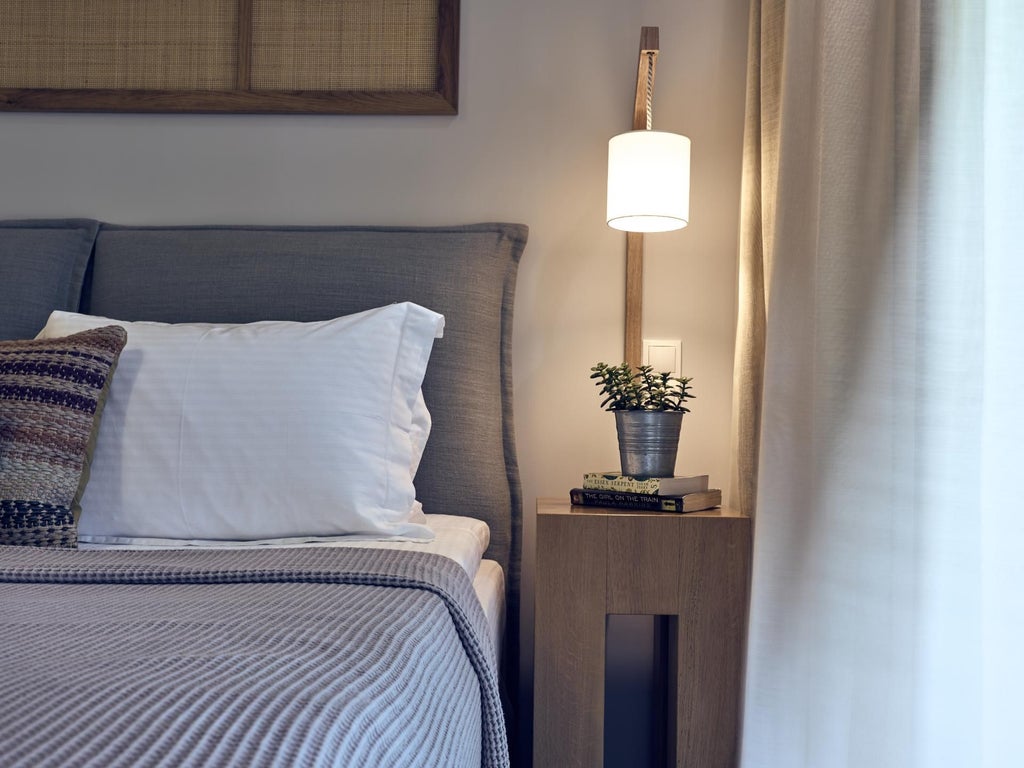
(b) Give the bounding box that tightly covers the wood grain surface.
[534,499,752,768]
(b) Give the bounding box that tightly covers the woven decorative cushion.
[0,326,127,547]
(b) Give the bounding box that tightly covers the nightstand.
[533,498,752,768]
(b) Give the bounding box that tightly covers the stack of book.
[569,471,722,513]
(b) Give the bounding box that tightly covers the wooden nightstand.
[533,498,752,768]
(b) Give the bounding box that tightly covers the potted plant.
[590,362,695,477]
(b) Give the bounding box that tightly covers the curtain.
[734,1,1024,766]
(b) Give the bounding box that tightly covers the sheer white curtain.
[734,1,1024,766]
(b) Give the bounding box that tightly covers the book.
[569,487,722,513]
[581,471,710,496]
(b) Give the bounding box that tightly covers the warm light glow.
[607,130,691,232]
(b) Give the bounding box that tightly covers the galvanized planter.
[614,410,684,477]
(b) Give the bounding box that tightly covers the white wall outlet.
[641,339,683,377]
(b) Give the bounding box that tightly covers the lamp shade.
[606,130,691,232]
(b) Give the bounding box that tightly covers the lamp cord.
[645,51,654,130]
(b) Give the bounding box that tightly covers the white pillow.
[37,304,445,543]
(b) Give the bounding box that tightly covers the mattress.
[474,558,506,667]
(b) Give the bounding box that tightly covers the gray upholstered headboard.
[0,219,526,682]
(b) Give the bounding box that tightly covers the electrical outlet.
[642,339,682,377]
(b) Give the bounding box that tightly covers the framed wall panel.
[0,0,458,114]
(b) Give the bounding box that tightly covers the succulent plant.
[590,362,695,412]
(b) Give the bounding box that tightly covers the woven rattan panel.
[251,0,437,91]
[0,0,238,90]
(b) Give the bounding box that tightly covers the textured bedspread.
[0,545,507,768]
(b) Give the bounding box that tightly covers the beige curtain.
[734,0,1024,765]
[730,0,918,516]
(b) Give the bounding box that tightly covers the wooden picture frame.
[0,0,459,115]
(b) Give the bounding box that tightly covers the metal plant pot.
[614,410,684,477]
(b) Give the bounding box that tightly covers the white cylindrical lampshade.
[606,130,691,232]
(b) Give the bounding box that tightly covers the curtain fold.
[734,1,1024,765]
[728,0,770,516]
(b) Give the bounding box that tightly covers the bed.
[0,219,527,767]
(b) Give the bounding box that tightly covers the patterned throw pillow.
[0,326,127,547]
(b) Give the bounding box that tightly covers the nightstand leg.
[534,513,608,768]
[672,522,750,767]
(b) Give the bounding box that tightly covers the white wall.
[0,0,750,756]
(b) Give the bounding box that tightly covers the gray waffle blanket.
[0,545,508,767]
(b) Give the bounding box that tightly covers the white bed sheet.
[82,513,490,579]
